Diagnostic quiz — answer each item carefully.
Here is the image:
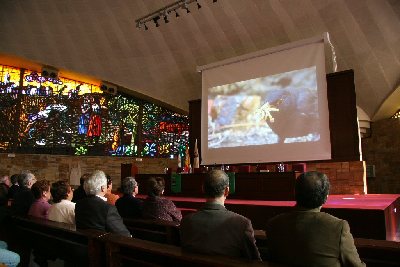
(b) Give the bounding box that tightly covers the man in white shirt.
[48,180,75,224]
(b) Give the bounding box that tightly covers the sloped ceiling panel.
[0,0,399,119]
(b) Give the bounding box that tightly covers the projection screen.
[199,36,331,165]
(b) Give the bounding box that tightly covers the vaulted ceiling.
[0,0,399,120]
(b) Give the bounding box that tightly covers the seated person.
[7,174,20,200]
[0,185,10,223]
[0,176,10,189]
[48,180,75,224]
[105,174,119,205]
[75,170,130,237]
[265,171,365,267]
[0,240,20,267]
[142,177,182,223]
[11,171,36,216]
[71,173,89,203]
[115,176,142,218]
[28,179,51,219]
[180,170,261,260]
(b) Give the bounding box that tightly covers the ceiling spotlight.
[183,4,190,13]
[136,0,218,31]
[153,16,160,27]
[163,14,169,23]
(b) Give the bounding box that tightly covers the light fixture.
[182,2,190,13]
[183,4,190,13]
[163,12,169,24]
[153,16,160,27]
[135,0,217,30]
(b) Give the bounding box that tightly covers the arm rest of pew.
[99,233,285,267]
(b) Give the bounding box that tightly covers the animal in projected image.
[255,87,318,143]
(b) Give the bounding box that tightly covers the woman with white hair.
[75,170,130,237]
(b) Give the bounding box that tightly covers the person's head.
[84,170,107,196]
[121,176,138,196]
[10,174,19,185]
[18,170,37,188]
[51,180,73,203]
[106,174,113,192]
[31,179,51,201]
[79,173,90,186]
[0,175,10,187]
[295,171,330,209]
[203,170,230,199]
[147,177,165,197]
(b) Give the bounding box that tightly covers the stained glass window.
[141,103,189,158]
[0,65,21,150]
[0,64,189,157]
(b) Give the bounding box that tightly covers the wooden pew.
[99,233,286,267]
[255,230,400,267]
[122,217,181,246]
[354,238,400,267]
[10,216,107,267]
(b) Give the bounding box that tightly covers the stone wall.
[0,153,177,189]
[260,161,366,195]
[0,152,366,195]
[362,118,400,193]
[305,161,366,195]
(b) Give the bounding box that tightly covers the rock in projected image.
[208,67,320,148]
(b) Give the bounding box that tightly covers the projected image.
[208,67,319,148]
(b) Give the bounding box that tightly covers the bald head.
[295,171,330,209]
[204,170,229,198]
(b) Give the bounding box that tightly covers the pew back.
[122,218,180,246]
[354,238,400,267]
[99,233,284,267]
[11,216,107,267]
[255,230,400,267]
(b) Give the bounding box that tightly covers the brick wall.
[362,118,400,193]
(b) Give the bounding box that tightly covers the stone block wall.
[261,161,366,195]
[0,153,177,189]
[362,118,400,193]
[0,153,367,195]
[305,161,366,195]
